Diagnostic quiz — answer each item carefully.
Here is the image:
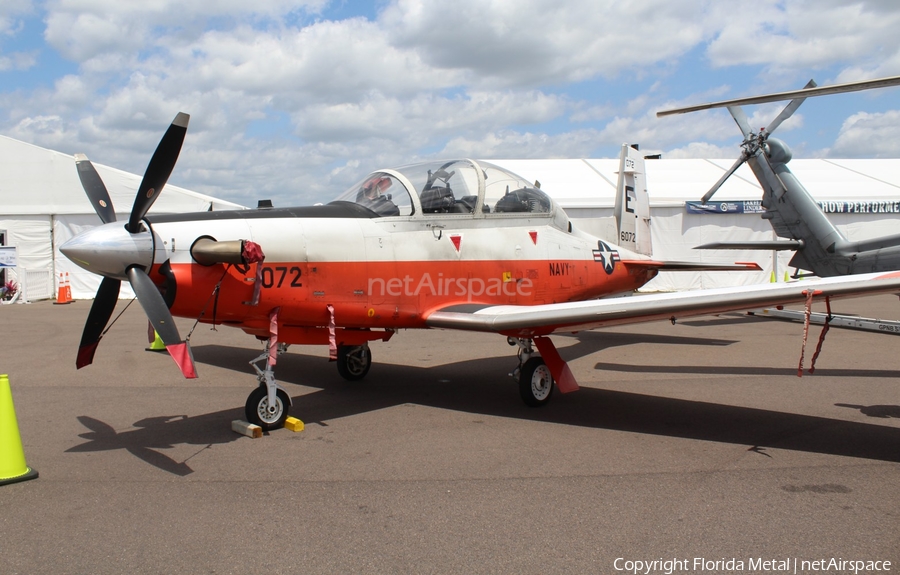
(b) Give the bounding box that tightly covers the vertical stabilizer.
[614,144,652,256]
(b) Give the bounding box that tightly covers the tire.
[336,344,371,381]
[245,385,290,430]
[518,357,554,407]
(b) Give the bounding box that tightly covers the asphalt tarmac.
[1,294,899,574]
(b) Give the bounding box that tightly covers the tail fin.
[614,144,652,256]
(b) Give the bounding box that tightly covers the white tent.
[0,135,246,301]
[490,157,900,291]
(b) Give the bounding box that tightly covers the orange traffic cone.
[54,273,72,304]
[0,374,38,486]
[64,272,73,302]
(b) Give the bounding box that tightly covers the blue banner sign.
[685,201,765,214]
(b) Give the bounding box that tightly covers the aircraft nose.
[60,222,154,280]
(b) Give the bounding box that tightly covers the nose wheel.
[245,385,290,431]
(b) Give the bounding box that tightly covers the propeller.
[65,113,196,379]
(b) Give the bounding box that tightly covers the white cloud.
[0,0,32,36]
[706,0,900,75]
[43,0,328,61]
[382,0,710,87]
[0,50,36,71]
[440,129,600,159]
[828,110,900,158]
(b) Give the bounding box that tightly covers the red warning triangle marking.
[450,234,462,251]
[529,231,538,245]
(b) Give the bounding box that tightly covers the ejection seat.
[420,185,470,213]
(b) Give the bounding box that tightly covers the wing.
[425,271,900,336]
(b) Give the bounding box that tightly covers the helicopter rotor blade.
[657,75,900,117]
[765,79,817,135]
[701,155,746,204]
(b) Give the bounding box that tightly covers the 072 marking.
[260,266,303,288]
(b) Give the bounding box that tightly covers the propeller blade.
[77,277,121,369]
[701,155,747,204]
[765,79,817,135]
[127,112,190,233]
[75,154,117,225]
[126,266,197,378]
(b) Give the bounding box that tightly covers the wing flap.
[425,271,900,336]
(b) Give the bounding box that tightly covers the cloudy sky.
[1,0,899,207]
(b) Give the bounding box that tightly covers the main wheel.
[336,344,371,381]
[518,357,554,407]
[245,386,290,430]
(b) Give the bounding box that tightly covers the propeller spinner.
[61,113,197,378]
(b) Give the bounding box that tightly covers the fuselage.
[147,207,653,341]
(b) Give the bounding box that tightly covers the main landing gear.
[336,344,372,381]
[509,337,555,407]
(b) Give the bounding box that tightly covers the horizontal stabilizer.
[695,240,804,251]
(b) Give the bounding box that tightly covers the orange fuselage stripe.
[164,259,655,341]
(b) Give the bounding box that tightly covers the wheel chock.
[231,420,262,439]
[284,417,304,432]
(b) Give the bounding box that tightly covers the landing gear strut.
[508,337,554,407]
[245,341,292,430]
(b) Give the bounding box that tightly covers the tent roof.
[0,135,245,216]
[489,157,900,208]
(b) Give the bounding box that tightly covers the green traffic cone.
[146,331,166,352]
[0,374,38,486]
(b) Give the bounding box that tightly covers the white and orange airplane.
[61,114,900,429]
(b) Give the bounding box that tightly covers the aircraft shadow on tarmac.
[67,412,243,476]
[67,335,900,475]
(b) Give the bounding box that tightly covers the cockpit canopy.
[331,159,561,225]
